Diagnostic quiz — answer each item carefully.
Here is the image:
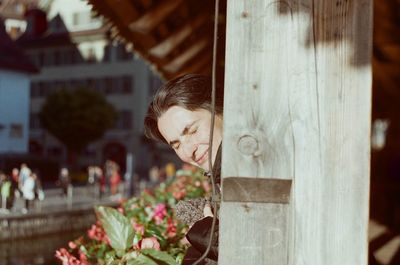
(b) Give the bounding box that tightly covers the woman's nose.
[182,141,197,161]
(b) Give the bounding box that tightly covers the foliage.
[39,87,118,152]
[55,165,210,265]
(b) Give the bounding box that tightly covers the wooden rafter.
[149,14,208,58]
[175,52,212,76]
[163,37,209,73]
[128,0,183,34]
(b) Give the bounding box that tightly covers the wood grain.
[220,0,372,264]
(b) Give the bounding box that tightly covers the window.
[38,82,49,97]
[104,77,114,94]
[54,51,61,65]
[103,44,111,62]
[122,76,133,94]
[150,75,164,96]
[116,43,133,61]
[38,52,45,67]
[30,113,41,129]
[10,123,23,138]
[47,146,63,157]
[30,83,40,98]
[72,12,96,26]
[114,111,132,130]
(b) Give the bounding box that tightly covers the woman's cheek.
[176,150,190,164]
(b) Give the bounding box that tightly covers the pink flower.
[87,222,110,245]
[140,237,160,250]
[55,248,80,265]
[68,241,77,249]
[131,221,145,236]
[117,207,124,214]
[153,203,167,224]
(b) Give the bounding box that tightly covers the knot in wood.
[237,135,259,155]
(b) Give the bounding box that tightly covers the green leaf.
[95,206,134,252]
[141,249,178,265]
[127,254,159,265]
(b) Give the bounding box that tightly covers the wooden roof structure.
[87,0,226,81]
[86,0,400,121]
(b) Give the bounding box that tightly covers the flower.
[55,248,80,265]
[132,221,145,236]
[166,218,177,238]
[78,250,89,264]
[140,237,160,250]
[172,190,186,200]
[87,222,110,244]
[68,241,77,249]
[55,164,209,264]
[153,203,167,224]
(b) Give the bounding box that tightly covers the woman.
[144,74,223,264]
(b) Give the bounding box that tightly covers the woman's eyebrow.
[181,120,197,136]
[168,120,197,146]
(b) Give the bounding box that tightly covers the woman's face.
[157,106,223,172]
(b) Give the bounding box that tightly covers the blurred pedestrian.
[34,172,44,202]
[21,173,36,213]
[110,167,121,196]
[94,166,105,198]
[59,167,70,197]
[0,171,11,212]
[19,163,31,190]
[11,168,20,197]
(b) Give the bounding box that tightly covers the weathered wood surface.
[220,0,372,264]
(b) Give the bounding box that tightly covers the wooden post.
[220,0,372,265]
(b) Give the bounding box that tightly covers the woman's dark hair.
[144,74,224,143]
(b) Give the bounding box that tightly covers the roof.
[87,0,226,81]
[16,11,76,49]
[0,18,38,74]
[87,0,400,120]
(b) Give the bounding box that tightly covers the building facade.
[0,18,37,154]
[3,0,166,175]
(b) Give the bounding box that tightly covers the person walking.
[21,173,36,213]
[0,171,11,213]
[59,167,70,197]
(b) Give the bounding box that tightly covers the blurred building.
[1,0,166,173]
[0,17,37,153]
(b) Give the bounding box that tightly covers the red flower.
[172,190,186,200]
[167,218,177,238]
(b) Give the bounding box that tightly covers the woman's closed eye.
[188,127,197,135]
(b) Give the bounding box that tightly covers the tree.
[39,87,118,156]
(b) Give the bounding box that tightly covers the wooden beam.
[175,52,212,76]
[149,14,208,58]
[163,37,209,73]
[104,0,139,26]
[220,0,372,264]
[128,0,183,34]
